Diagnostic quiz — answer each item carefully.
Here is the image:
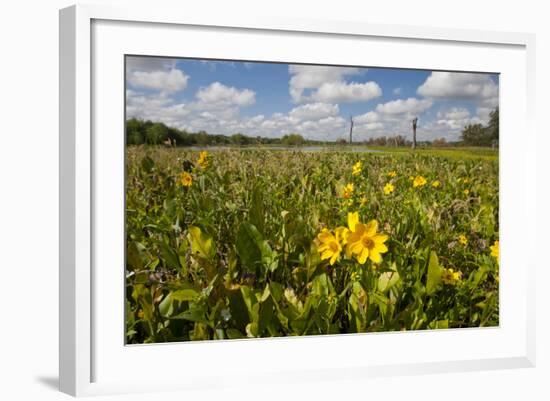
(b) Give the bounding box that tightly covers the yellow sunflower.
[197,151,210,169]
[180,171,193,187]
[413,175,427,187]
[342,183,355,199]
[383,183,395,195]
[441,268,462,285]
[316,227,347,265]
[490,240,499,263]
[345,212,389,264]
[352,161,363,176]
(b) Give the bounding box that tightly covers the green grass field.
[125,146,499,343]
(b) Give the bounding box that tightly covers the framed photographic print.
[59,4,536,396]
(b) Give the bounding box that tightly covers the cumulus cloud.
[311,81,382,103]
[127,69,189,93]
[375,98,433,115]
[288,65,381,104]
[417,71,499,115]
[195,82,255,107]
[288,103,339,121]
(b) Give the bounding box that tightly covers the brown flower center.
[361,236,375,249]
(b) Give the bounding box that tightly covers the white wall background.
[0,0,547,400]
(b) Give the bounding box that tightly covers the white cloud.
[435,107,476,130]
[195,82,255,107]
[288,65,380,104]
[393,87,402,95]
[354,111,380,124]
[128,69,189,93]
[375,98,433,115]
[437,107,470,121]
[311,81,382,103]
[417,72,498,105]
[288,103,339,121]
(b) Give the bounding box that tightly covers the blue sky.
[126,56,499,141]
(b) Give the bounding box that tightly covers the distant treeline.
[126,107,498,147]
[126,118,321,146]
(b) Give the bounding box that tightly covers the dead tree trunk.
[411,117,418,150]
[349,116,354,144]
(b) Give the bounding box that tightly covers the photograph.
[124,55,500,344]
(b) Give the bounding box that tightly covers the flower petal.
[364,220,379,236]
[357,248,369,264]
[369,251,382,264]
[348,212,359,232]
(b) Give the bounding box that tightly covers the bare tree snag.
[412,117,418,150]
[349,115,354,144]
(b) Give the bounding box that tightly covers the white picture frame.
[59,4,536,397]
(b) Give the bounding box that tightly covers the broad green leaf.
[187,226,215,260]
[226,328,244,339]
[235,222,264,275]
[426,251,443,295]
[170,306,207,323]
[159,241,180,269]
[158,293,173,317]
[170,289,199,302]
[126,241,144,271]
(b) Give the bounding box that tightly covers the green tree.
[126,118,145,145]
[145,122,168,145]
[461,123,489,146]
[487,107,499,142]
[231,133,250,145]
[281,133,305,146]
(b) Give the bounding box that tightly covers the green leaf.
[170,289,199,302]
[158,241,181,269]
[249,185,265,235]
[158,293,174,317]
[187,226,215,260]
[141,155,155,173]
[171,306,207,323]
[126,241,144,271]
[226,328,244,339]
[426,251,443,295]
[246,322,259,337]
[235,222,264,275]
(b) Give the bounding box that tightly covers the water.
[186,145,381,153]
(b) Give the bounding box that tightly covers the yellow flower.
[316,227,347,265]
[352,161,363,176]
[180,171,193,187]
[432,180,441,188]
[412,175,427,187]
[388,171,397,178]
[463,189,470,195]
[197,151,210,168]
[458,234,468,246]
[441,268,462,285]
[345,212,389,264]
[383,183,395,195]
[360,197,368,206]
[490,240,499,263]
[342,183,355,199]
